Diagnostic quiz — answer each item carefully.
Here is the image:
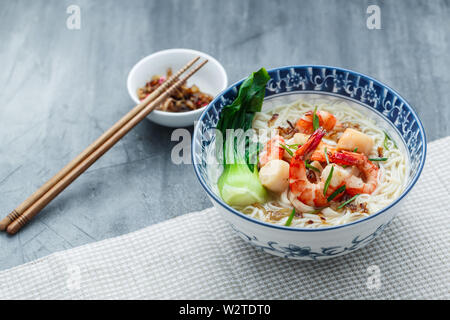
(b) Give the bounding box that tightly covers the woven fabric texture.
[0,137,449,299]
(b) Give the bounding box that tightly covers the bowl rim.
[192,64,427,232]
[127,48,228,117]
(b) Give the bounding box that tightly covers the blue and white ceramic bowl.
[192,65,426,260]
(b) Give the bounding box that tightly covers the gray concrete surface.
[0,0,449,271]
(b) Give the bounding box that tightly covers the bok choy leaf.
[216,68,270,207]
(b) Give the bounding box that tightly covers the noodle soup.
[218,94,408,229]
[195,66,425,259]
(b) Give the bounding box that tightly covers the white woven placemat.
[0,137,449,300]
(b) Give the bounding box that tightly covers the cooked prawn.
[296,110,337,134]
[289,128,347,207]
[310,141,337,162]
[259,135,285,167]
[330,151,379,196]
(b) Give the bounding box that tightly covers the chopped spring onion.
[353,147,358,152]
[384,131,397,150]
[313,106,320,131]
[305,160,320,172]
[287,143,300,148]
[383,133,390,150]
[323,165,334,196]
[285,208,296,226]
[369,157,388,162]
[324,147,330,165]
[327,185,346,202]
[337,194,360,209]
[280,143,294,157]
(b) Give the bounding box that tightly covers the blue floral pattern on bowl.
[230,220,392,260]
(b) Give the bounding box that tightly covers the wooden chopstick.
[0,58,200,232]
[4,59,208,234]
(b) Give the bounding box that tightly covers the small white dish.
[127,48,228,127]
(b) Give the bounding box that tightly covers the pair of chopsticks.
[0,57,208,235]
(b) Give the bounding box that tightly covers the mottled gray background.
[0,0,449,271]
